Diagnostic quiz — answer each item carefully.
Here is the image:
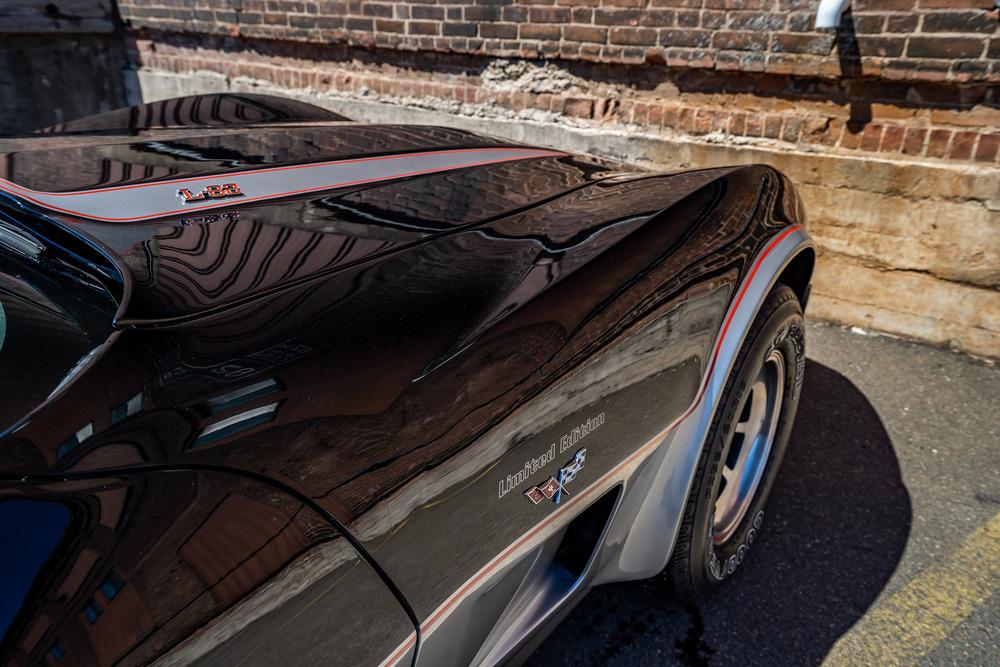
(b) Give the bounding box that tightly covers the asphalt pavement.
[528,320,1000,667]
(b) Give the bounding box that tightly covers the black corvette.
[0,93,814,666]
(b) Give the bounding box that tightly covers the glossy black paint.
[0,95,806,666]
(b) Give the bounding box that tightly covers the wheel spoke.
[712,350,786,545]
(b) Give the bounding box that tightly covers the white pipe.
[815,0,850,29]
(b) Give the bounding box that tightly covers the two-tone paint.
[0,93,813,667]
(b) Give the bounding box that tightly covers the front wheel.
[666,283,805,603]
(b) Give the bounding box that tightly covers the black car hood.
[0,123,623,324]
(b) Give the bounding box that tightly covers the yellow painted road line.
[824,511,1000,667]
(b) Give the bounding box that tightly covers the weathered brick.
[705,0,772,8]
[856,0,914,9]
[925,128,952,157]
[480,23,517,39]
[745,112,766,137]
[503,6,528,21]
[362,4,393,18]
[885,14,918,32]
[345,17,373,31]
[772,33,835,55]
[907,37,986,59]
[858,36,905,58]
[375,19,405,33]
[902,127,928,155]
[465,6,501,21]
[676,10,699,27]
[564,97,594,118]
[786,13,814,32]
[411,6,444,20]
[860,123,884,151]
[529,7,571,23]
[649,0,701,7]
[840,126,863,149]
[442,22,477,37]
[713,30,768,51]
[701,10,726,29]
[948,131,979,160]
[880,125,906,152]
[973,133,999,162]
[852,13,887,33]
[520,23,562,40]
[921,11,998,34]
[611,26,657,45]
[659,28,711,48]
[727,12,786,31]
[639,10,676,27]
[594,9,641,25]
[780,116,804,143]
[563,25,607,43]
[763,115,783,139]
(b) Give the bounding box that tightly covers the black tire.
[666,283,805,604]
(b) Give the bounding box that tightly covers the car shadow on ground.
[527,360,913,666]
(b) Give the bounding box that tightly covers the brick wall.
[119,0,997,81]
[107,2,1000,356]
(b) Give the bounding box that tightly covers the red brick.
[563,25,607,43]
[503,6,528,21]
[676,10,699,27]
[594,9,640,25]
[713,30,768,51]
[564,97,594,118]
[361,3,393,18]
[411,6,444,20]
[465,6,501,21]
[925,129,952,158]
[692,109,713,134]
[948,131,979,160]
[480,23,517,39]
[772,33,835,55]
[922,11,998,34]
[639,10,676,26]
[918,0,994,8]
[780,116,804,143]
[650,0,702,6]
[907,37,986,59]
[858,37,905,58]
[880,125,906,152]
[856,0,914,8]
[443,22,477,37]
[661,106,680,128]
[610,27,657,45]
[974,133,999,163]
[520,24,561,40]
[529,7,571,22]
[860,124,884,152]
[375,19,405,33]
[885,14,918,32]
[727,12,786,31]
[902,127,928,155]
[701,10,727,29]
[659,29,711,48]
[647,104,664,127]
[761,115,781,139]
[840,127,862,150]
[705,0,772,8]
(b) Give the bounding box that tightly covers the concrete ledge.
[137,70,1000,359]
